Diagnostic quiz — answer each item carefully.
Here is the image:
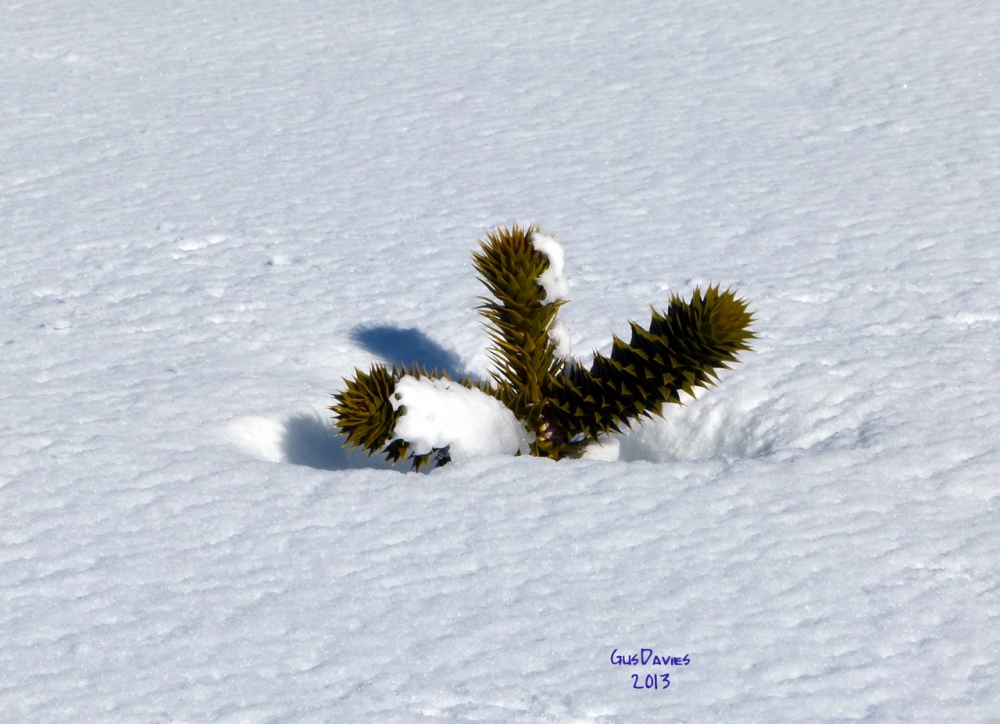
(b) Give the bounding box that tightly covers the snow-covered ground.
[3,0,999,721]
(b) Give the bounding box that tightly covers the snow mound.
[391,375,534,459]
[581,436,621,461]
[224,415,286,463]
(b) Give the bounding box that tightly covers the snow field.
[2,0,1000,721]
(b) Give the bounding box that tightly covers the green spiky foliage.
[548,285,755,443]
[331,363,399,456]
[330,223,755,468]
[471,223,572,459]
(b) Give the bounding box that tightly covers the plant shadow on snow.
[228,327,470,473]
[350,325,466,378]
[225,411,395,471]
[281,412,396,471]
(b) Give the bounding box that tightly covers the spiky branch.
[549,285,755,442]
[471,223,571,458]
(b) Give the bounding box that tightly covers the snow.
[531,233,573,357]
[532,233,570,303]
[390,375,533,458]
[581,436,621,462]
[548,318,573,360]
[2,0,1000,722]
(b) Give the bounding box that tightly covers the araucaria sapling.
[331,223,755,469]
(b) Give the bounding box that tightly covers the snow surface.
[3,0,1000,722]
[390,375,533,459]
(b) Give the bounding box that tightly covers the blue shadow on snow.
[281,412,395,471]
[278,325,468,472]
[350,325,464,377]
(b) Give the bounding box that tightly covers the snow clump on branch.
[531,233,572,358]
[390,376,534,460]
[531,234,569,302]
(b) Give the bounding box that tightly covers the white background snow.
[2,0,999,721]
